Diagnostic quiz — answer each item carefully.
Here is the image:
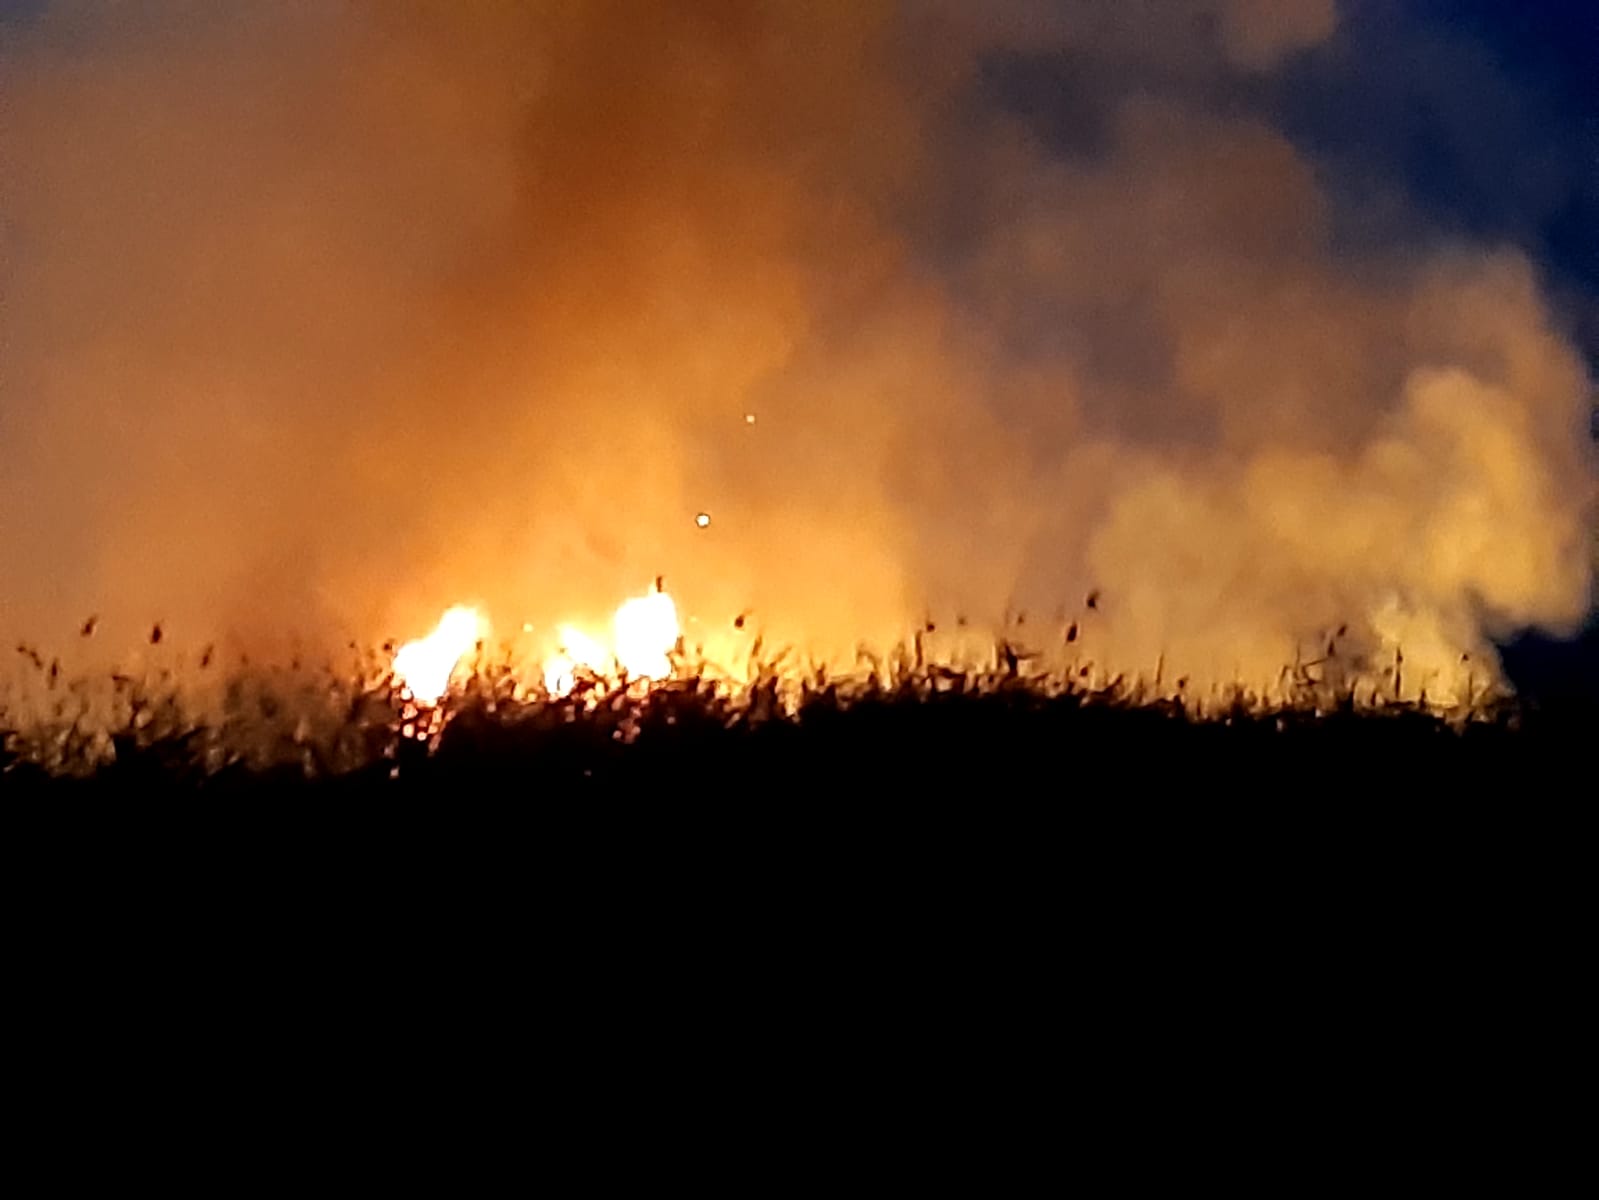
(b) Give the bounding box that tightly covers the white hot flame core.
[613,586,679,680]
[542,624,609,696]
[398,585,682,703]
[392,605,485,704]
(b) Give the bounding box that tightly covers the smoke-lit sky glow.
[1,1,1593,705]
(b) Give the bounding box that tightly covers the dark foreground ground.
[9,673,1584,965]
[5,673,1583,1158]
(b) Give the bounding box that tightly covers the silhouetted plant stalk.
[0,627,1532,788]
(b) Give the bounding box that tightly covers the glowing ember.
[613,585,680,680]
[392,605,485,704]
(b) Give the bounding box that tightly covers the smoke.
[1,0,1592,703]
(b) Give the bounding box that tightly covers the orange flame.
[392,605,485,705]
[398,585,681,704]
[542,624,609,697]
[613,585,679,680]
[542,585,682,695]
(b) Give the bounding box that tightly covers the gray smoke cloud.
[1,0,1592,704]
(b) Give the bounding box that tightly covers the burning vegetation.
[0,2,1592,776]
[1,598,1586,794]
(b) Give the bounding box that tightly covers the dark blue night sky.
[1287,1,1595,357]
[979,0,1596,367]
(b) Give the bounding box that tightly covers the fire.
[392,605,485,704]
[542,625,609,696]
[613,585,679,680]
[543,585,681,694]
[397,584,681,704]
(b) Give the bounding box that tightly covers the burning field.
[1,2,1594,792]
[1,580,1588,794]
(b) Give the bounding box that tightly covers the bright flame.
[614,586,680,680]
[398,586,681,704]
[543,624,609,696]
[542,586,682,695]
[392,605,485,704]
